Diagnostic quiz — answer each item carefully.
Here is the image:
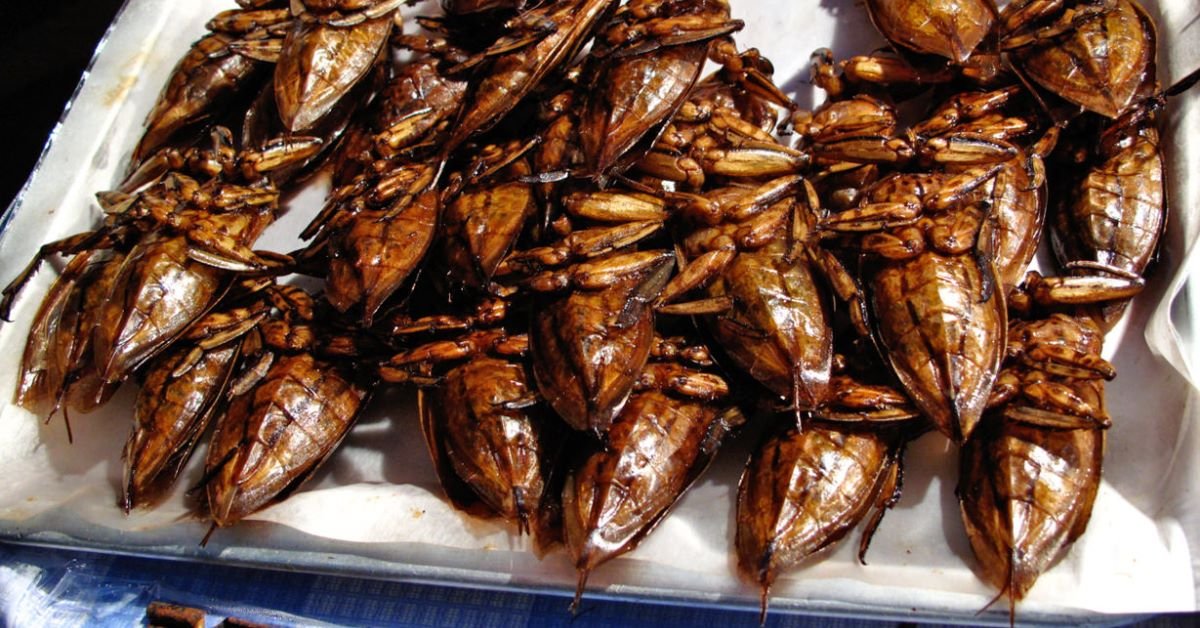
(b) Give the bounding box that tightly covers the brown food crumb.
[146,601,204,628]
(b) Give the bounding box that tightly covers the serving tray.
[0,0,1197,622]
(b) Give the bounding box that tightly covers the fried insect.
[124,341,242,511]
[657,178,841,417]
[439,0,618,159]
[3,127,314,424]
[440,158,538,293]
[578,0,752,178]
[203,287,368,529]
[802,84,1024,170]
[274,0,404,132]
[3,0,1187,617]
[383,327,562,535]
[131,8,290,166]
[738,425,899,619]
[824,166,1007,443]
[14,248,130,432]
[564,344,740,610]
[736,365,919,616]
[864,0,996,64]
[316,133,538,324]
[205,353,368,527]
[809,48,1009,101]
[425,355,558,530]
[869,252,1004,444]
[90,165,288,385]
[121,290,271,511]
[1049,101,1164,329]
[959,314,1111,618]
[1002,0,1154,119]
[347,56,470,174]
[528,249,674,435]
[322,189,440,326]
[635,72,803,188]
[987,128,1058,296]
[15,251,99,417]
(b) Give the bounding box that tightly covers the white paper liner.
[0,0,1196,621]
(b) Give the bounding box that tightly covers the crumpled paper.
[0,0,1196,621]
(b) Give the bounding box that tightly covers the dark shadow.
[29,381,137,507]
[936,443,976,566]
[0,0,127,210]
[776,0,889,114]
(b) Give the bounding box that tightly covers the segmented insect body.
[737,423,899,611]
[865,0,996,64]
[123,338,242,511]
[1050,104,1164,329]
[274,0,403,132]
[1002,0,1155,119]
[121,292,271,511]
[131,7,291,166]
[736,370,917,616]
[579,0,744,178]
[564,354,738,609]
[205,353,368,527]
[869,249,1005,444]
[440,160,538,293]
[326,56,469,187]
[702,234,833,411]
[421,352,563,533]
[441,0,618,157]
[92,234,230,384]
[649,172,845,419]
[823,167,1008,443]
[16,251,107,418]
[529,250,674,435]
[986,145,1047,297]
[324,189,441,326]
[960,314,1111,613]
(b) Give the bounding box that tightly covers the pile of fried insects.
[4,0,1192,620]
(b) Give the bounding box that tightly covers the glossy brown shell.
[326,189,440,326]
[704,240,832,410]
[1010,0,1154,118]
[422,356,558,529]
[563,389,728,575]
[16,252,96,413]
[865,0,995,63]
[133,33,268,165]
[443,0,617,154]
[530,254,670,435]
[371,58,469,153]
[736,424,893,591]
[580,43,707,176]
[441,172,536,290]
[275,13,392,131]
[206,353,367,526]
[1059,125,1163,272]
[986,152,1045,296]
[870,251,1005,443]
[959,417,1103,602]
[92,235,225,384]
[123,340,241,510]
[61,251,128,413]
[1051,112,1163,328]
[959,313,1107,603]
